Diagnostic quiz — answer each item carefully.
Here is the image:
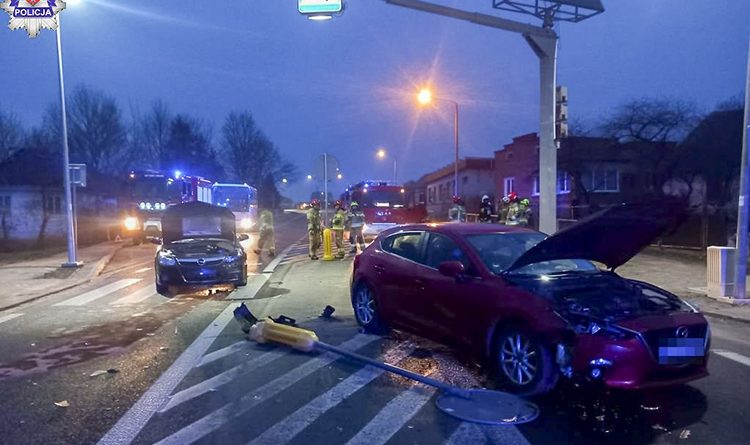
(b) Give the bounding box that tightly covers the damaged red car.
[350,202,710,395]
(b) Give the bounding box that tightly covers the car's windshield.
[466,232,599,275]
[132,178,181,200]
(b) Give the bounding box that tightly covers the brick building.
[421,157,495,221]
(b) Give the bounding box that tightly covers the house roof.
[419,157,495,184]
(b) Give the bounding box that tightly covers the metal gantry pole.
[733,37,750,300]
[393,158,397,184]
[453,100,459,197]
[56,17,79,267]
[526,34,559,234]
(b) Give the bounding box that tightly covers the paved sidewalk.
[619,248,750,324]
[0,241,123,312]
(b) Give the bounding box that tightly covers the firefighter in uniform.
[307,199,322,260]
[254,209,276,257]
[478,194,494,223]
[346,201,366,254]
[331,201,346,259]
[504,193,532,227]
[448,196,466,222]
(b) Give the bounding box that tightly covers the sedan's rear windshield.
[466,233,598,275]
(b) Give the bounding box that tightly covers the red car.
[350,202,710,395]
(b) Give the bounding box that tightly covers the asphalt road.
[1,213,749,445]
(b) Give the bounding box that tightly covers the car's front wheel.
[352,282,388,335]
[494,327,557,396]
[156,281,170,296]
[237,265,248,287]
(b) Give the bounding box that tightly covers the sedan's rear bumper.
[571,334,709,390]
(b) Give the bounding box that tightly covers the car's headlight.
[240,218,253,229]
[158,252,176,266]
[139,202,146,210]
[123,216,139,231]
[224,249,244,263]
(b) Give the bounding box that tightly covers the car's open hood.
[161,201,236,245]
[508,200,687,271]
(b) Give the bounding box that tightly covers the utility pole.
[733,37,750,301]
[323,152,329,226]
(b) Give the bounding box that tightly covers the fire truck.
[121,170,182,245]
[180,174,214,204]
[212,183,258,232]
[342,180,427,240]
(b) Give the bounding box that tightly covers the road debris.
[652,424,668,432]
[107,368,119,374]
[159,347,169,351]
[320,305,335,318]
[54,400,69,408]
[89,370,108,377]
[680,429,691,439]
[640,405,660,411]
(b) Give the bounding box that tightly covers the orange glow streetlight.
[417,87,460,197]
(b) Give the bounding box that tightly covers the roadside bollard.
[322,228,334,261]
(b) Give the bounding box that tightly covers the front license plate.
[658,338,705,364]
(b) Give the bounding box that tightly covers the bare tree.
[221,111,297,190]
[46,85,127,174]
[0,107,24,164]
[162,114,223,178]
[600,97,700,191]
[130,100,172,169]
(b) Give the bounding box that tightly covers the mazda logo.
[197,258,205,265]
[675,326,689,338]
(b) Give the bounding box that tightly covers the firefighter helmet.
[350,201,359,209]
[452,195,463,204]
[482,194,490,203]
[520,198,530,207]
[311,198,320,208]
[507,192,519,202]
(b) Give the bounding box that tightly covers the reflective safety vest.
[307,208,321,232]
[347,210,365,228]
[259,210,274,231]
[332,209,346,230]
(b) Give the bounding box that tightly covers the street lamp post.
[376,148,398,184]
[56,15,80,268]
[418,89,459,196]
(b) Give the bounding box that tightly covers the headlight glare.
[158,252,176,266]
[123,216,139,231]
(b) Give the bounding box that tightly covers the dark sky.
[1,0,749,200]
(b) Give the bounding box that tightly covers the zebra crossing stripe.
[154,334,385,445]
[197,341,247,367]
[54,279,142,306]
[113,285,157,305]
[0,313,23,325]
[445,421,531,445]
[344,376,437,445]
[245,345,417,445]
[160,348,287,413]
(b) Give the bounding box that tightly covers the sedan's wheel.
[156,282,170,296]
[352,283,388,334]
[495,328,557,396]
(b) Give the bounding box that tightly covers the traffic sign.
[298,0,342,14]
[69,163,87,187]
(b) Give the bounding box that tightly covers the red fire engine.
[342,180,427,240]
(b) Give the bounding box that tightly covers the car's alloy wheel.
[499,332,539,386]
[354,286,375,325]
[352,283,388,334]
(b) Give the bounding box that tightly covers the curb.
[0,243,125,313]
[698,308,750,325]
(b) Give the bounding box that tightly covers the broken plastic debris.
[160,347,169,351]
[680,430,691,439]
[54,400,69,408]
[640,405,660,411]
[89,370,108,377]
[652,424,668,432]
[107,368,119,374]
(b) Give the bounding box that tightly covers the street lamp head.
[308,14,332,21]
[337,173,343,180]
[282,178,288,183]
[376,148,386,159]
[307,174,313,180]
[417,88,433,105]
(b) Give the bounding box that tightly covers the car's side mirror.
[237,233,250,241]
[148,237,162,245]
[438,261,465,278]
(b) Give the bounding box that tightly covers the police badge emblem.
[1,0,66,38]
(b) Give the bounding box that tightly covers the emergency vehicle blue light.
[174,170,182,179]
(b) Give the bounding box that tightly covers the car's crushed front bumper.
[566,331,709,390]
[157,260,245,287]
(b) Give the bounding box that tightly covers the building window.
[504,177,515,196]
[505,151,513,160]
[558,171,571,194]
[585,167,619,192]
[0,196,10,214]
[533,171,570,196]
